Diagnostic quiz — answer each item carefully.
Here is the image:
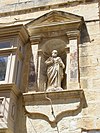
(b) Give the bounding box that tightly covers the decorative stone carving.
[26,10,84,92]
[45,50,65,92]
[23,90,86,128]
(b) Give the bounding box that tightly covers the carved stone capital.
[30,35,41,45]
[38,49,43,56]
[66,30,80,40]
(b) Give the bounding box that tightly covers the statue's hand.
[47,57,54,64]
[50,57,54,63]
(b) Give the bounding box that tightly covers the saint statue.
[45,50,65,91]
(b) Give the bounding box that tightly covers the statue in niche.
[45,50,65,91]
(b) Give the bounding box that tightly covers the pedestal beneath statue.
[47,86,63,92]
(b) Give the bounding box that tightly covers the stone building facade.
[0,0,100,133]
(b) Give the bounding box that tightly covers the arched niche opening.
[38,38,68,91]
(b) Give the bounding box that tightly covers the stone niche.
[38,38,68,92]
[24,11,87,132]
[26,10,84,92]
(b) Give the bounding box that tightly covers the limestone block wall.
[0,0,84,15]
[79,19,100,130]
[0,1,98,25]
[0,0,100,133]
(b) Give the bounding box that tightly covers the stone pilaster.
[66,31,80,89]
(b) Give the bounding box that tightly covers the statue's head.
[52,50,58,57]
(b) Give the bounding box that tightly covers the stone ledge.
[23,89,84,104]
[0,83,21,96]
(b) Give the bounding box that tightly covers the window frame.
[0,39,17,84]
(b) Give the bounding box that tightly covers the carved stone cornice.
[66,30,80,40]
[26,11,83,36]
[30,35,41,45]
[0,83,21,96]
[27,21,81,36]
[0,24,29,45]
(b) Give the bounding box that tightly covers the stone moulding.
[23,90,87,127]
[0,0,84,17]
[0,83,20,96]
[0,24,28,44]
[26,10,83,36]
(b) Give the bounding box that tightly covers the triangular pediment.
[26,10,83,27]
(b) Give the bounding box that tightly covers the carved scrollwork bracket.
[23,90,87,127]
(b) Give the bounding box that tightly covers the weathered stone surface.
[0,0,100,133]
[96,118,100,129]
[82,117,95,129]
